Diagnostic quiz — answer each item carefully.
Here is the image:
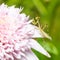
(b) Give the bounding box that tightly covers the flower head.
[0,3,51,60]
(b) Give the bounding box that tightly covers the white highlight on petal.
[29,39,51,58]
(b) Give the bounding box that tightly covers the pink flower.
[0,4,51,60]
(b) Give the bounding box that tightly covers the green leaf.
[37,38,58,55]
[43,41,58,55]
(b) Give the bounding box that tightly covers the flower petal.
[29,39,51,58]
[32,27,44,38]
[21,57,26,60]
[25,50,39,60]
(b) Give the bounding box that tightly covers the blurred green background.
[0,0,60,60]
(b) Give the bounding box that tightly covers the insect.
[32,16,51,40]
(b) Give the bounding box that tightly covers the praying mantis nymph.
[32,16,52,40]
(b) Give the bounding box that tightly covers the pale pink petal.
[32,27,44,38]
[25,50,39,60]
[29,39,51,58]
[21,56,27,60]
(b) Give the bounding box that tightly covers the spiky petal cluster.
[0,4,51,60]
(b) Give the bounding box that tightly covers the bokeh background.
[0,0,60,60]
